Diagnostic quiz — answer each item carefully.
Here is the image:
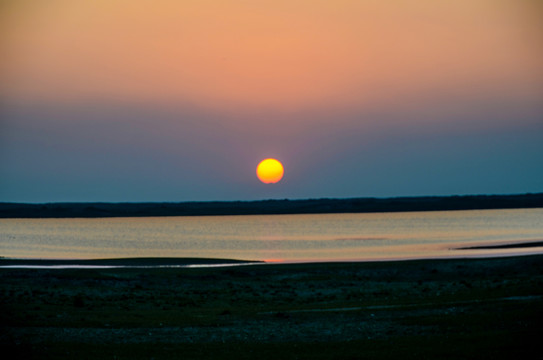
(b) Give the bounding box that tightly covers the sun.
[256,158,284,184]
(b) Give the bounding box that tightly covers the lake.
[1,208,542,262]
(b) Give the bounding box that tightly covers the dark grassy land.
[2,255,543,359]
[1,193,542,218]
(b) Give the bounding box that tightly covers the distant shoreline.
[1,193,542,218]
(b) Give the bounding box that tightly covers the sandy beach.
[1,254,542,359]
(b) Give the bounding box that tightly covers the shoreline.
[456,240,543,250]
[3,243,543,269]
[0,257,264,269]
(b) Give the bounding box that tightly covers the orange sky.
[3,0,541,111]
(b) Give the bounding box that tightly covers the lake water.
[1,208,542,262]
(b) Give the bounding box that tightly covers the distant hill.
[1,193,542,218]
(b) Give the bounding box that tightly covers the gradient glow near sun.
[256,159,284,184]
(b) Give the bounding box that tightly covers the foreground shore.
[2,255,543,359]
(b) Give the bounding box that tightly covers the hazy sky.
[2,0,542,202]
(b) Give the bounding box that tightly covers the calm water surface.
[1,208,542,262]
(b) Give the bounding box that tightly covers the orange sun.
[256,158,284,184]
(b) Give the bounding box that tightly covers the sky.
[1,0,542,203]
